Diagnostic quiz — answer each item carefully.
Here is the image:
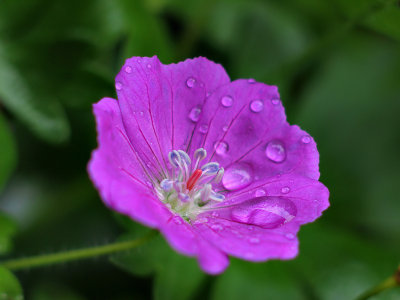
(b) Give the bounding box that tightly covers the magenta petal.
[88,98,167,227]
[194,217,299,261]
[187,79,320,183]
[115,56,230,176]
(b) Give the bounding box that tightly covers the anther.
[168,150,181,167]
[160,179,173,191]
[201,162,220,175]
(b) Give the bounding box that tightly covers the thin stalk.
[355,267,400,300]
[0,230,158,271]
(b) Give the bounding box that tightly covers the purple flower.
[88,56,329,274]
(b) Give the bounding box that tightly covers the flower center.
[155,148,225,221]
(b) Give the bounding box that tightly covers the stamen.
[160,179,173,191]
[200,184,212,203]
[159,148,227,221]
[201,162,220,175]
[187,169,202,191]
[178,150,191,165]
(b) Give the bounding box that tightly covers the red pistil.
[186,169,202,191]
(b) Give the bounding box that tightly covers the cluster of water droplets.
[116,72,312,236]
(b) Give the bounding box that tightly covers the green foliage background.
[0,0,399,299]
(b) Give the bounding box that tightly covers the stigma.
[156,148,225,221]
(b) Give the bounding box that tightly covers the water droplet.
[173,216,183,225]
[199,124,208,133]
[249,237,260,244]
[281,186,290,194]
[271,98,280,105]
[248,78,256,84]
[255,189,266,197]
[221,95,233,107]
[248,226,255,231]
[222,164,253,191]
[188,107,201,122]
[301,135,311,144]
[285,233,295,240]
[211,223,223,231]
[250,100,264,112]
[211,211,219,217]
[196,217,209,223]
[125,66,132,73]
[186,77,196,88]
[214,141,228,155]
[265,140,286,163]
[115,81,122,90]
[222,125,229,132]
[230,196,297,228]
[146,63,152,69]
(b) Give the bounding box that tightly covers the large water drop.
[222,164,253,191]
[265,140,286,163]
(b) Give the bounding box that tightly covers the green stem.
[355,273,399,300]
[0,230,158,271]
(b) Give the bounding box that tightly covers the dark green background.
[0,0,399,299]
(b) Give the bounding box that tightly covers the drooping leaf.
[0,266,23,300]
[0,113,16,192]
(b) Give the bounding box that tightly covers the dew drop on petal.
[285,233,295,240]
[271,98,280,105]
[173,216,183,225]
[125,66,132,73]
[211,223,223,231]
[250,100,264,112]
[214,141,228,155]
[146,64,152,69]
[196,217,209,223]
[248,78,256,84]
[255,189,266,197]
[222,164,253,191]
[199,124,208,133]
[266,140,286,163]
[188,107,201,122]
[230,197,297,228]
[281,186,290,194]
[249,237,260,244]
[222,125,229,132]
[115,81,122,90]
[186,77,196,88]
[221,95,233,107]
[301,135,311,144]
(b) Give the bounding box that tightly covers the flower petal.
[187,79,320,184]
[88,98,168,227]
[194,175,329,261]
[115,56,230,179]
[194,217,299,262]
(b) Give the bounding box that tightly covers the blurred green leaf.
[0,266,23,300]
[211,260,306,300]
[364,2,400,41]
[0,213,17,256]
[117,0,174,63]
[111,222,205,300]
[31,282,86,300]
[0,51,70,144]
[0,113,16,192]
[294,224,400,300]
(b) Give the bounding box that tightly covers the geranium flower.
[88,56,329,274]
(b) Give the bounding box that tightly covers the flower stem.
[0,230,158,271]
[355,267,400,300]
